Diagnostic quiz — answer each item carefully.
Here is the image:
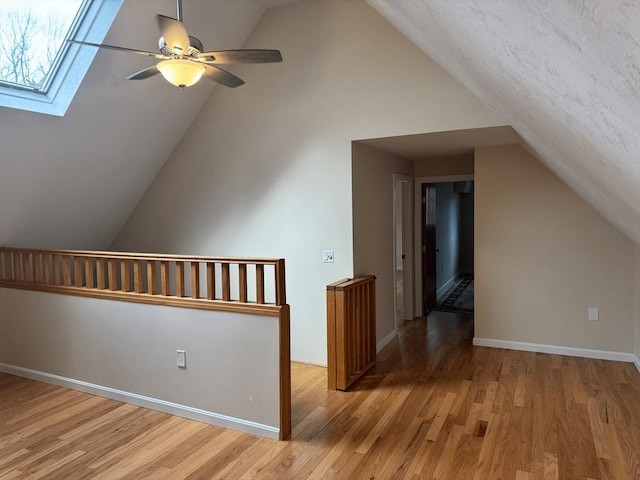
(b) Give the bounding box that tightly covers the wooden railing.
[0,247,286,315]
[326,275,376,391]
[0,246,291,440]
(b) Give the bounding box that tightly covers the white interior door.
[393,174,414,329]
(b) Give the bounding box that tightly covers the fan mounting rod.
[177,0,183,22]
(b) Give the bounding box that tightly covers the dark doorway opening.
[421,181,474,315]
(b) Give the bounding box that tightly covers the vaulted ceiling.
[0,0,269,248]
[1,0,638,247]
[368,0,640,244]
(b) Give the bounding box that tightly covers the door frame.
[413,174,474,318]
[392,174,414,330]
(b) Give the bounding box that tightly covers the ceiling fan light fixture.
[157,59,205,88]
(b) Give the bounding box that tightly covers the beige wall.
[414,153,474,177]
[111,0,504,365]
[475,145,636,353]
[0,288,283,438]
[352,142,413,343]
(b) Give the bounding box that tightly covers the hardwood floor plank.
[1,311,639,479]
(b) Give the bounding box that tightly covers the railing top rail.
[328,275,376,291]
[0,247,283,265]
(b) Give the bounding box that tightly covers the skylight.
[0,0,122,116]
[0,0,83,91]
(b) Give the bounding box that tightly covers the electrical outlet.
[176,350,186,368]
[322,250,334,263]
[588,307,598,321]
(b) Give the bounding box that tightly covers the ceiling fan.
[69,0,282,89]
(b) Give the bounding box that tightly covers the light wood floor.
[2,312,640,479]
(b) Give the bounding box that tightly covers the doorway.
[393,174,414,329]
[415,178,474,316]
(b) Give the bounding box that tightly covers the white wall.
[458,183,474,273]
[475,145,636,354]
[111,0,504,365]
[0,288,283,438]
[352,142,413,343]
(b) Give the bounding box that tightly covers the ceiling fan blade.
[69,40,167,59]
[198,49,282,64]
[127,65,160,80]
[203,65,245,88]
[155,14,190,55]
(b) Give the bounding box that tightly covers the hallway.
[2,312,639,479]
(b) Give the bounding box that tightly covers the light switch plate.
[588,307,598,321]
[176,350,187,368]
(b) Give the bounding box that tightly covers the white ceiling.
[368,0,640,244]
[359,126,521,159]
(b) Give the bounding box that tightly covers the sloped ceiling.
[368,0,640,245]
[2,0,638,249]
[0,0,268,248]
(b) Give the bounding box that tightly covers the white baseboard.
[0,363,279,439]
[436,273,462,302]
[473,338,638,364]
[633,355,640,374]
[377,329,397,353]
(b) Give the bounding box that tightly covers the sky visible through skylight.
[0,0,84,91]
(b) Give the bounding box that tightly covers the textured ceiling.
[368,0,640,244]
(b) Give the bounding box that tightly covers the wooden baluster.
[351,286,356,376]
[53,255,61,285]
[11,252,18,281]
[63,256,71,286]
[74,257,83,287]
[7,252,18,282]
[2,251,11,280]
[176,261,185,297]
[221,263,231,301]
[42,254,51,284]
[147,260,156,295]
[96,259,105,289]
[239,264,247,303]
[364,281,370,366]
[108,259,118,291]
[134,260,143,294]
[275,259,286,305]
[121,260,130,292]
[161,261,170,296]
[206,263,215,300]
[191,262,200,299]
[23,253,31,282]
[256,264,265,304]
[13,252,22,282]
[370,280,375,363]
[85,258,95,288]
[32,253,39,283]
[336,288,347,390]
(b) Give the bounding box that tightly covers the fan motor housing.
[158,36,203,57]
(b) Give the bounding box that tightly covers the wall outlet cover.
[322,250,334,263]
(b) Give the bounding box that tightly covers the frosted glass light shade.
[157,59,206,88]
